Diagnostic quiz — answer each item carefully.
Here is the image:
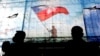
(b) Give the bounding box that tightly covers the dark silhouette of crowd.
[2,26,100,56]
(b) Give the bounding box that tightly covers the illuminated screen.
[0,0,100,42]
[23,0,86,38]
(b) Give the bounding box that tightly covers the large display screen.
[24,0,86,37]
[0,0,99,42]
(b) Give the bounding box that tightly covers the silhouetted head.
[2,41,10,52]
[71,26,83,40]
[12,31,26,43]
[52,25,56,29]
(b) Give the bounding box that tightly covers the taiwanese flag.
[31,5,69,21]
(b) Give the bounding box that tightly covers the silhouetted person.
[48,26,57,41]
[66,26,99,56]
[51,26,57,37]
[2,41,10,56]
[2,31,26,56]
[2,31,41,56]
[70,26,84,43]
[11,31,26,56]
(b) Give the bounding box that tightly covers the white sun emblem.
[47,7,56,14]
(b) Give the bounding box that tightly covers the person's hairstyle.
[71,26,83,33]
